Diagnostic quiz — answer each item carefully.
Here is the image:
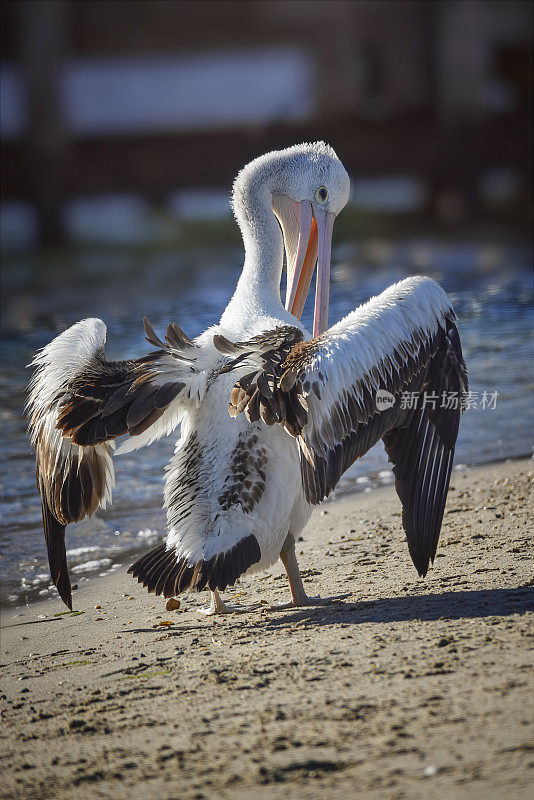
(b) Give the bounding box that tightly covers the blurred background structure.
[1,0,532,246]
[1,1,533,607]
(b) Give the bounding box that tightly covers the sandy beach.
[1,457,532,800]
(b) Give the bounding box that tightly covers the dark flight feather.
[128,534,261,597]
[219,317,467,579]
[28,316,195,609]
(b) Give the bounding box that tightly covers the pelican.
[27,141,467,614]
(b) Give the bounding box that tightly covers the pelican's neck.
[220,187,285,331]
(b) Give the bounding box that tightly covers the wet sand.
[1,457,532,800]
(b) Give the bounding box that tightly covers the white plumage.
[26,142,467,613]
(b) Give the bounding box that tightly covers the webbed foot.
[198,589,263,616]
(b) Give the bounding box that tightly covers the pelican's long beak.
[272,194,335,338]
[311,207,335,337]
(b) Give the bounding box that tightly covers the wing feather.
[27,316,198,607]
[127,533,261,597]
[219,276,468,577]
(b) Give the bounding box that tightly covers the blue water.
[1,237,532,607]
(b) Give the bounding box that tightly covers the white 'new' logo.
[376,389,395,411]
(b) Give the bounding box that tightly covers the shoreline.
[1,456,532,800]
[2,452,532,613]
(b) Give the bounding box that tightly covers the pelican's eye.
[315,186,328,204]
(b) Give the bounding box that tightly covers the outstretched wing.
[217,277,468,578]
[26,316,198,607]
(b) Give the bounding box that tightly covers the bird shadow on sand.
[263,585,534,629]
[1,616,65,629]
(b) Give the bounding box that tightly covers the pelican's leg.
[198,588,262,616]
[271,533,350,609]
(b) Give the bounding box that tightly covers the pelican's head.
[232,141,350,336]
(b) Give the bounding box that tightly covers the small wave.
[28,573,50,583]
[66,545,100,557]
[137,528,159,539]
[71,558,112,573]
[378,470,393,482]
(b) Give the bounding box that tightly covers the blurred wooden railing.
[2,112,529,234]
